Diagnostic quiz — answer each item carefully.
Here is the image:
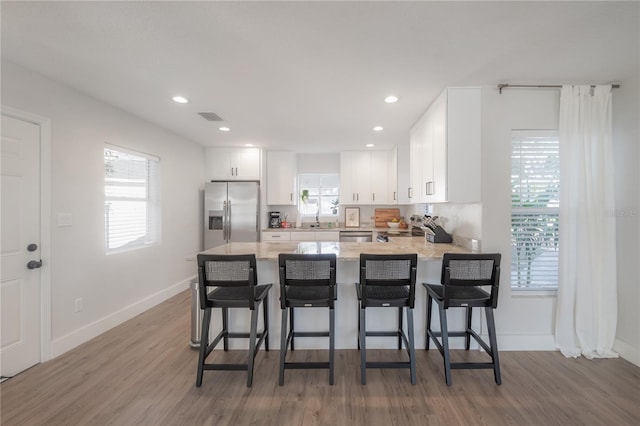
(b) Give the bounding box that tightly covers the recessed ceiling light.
[366,144,375,148]
[219,126,230,132]
[172,96,189,104]
[244,143,254,147]
[384,95,398,103]
[373,126,384,132]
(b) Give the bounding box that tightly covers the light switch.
[58,213,73,227]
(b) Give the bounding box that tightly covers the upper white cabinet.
[340,151,372,204]
[409,110,428,203]
[341,151,393,205]
[371,151,390,204]
[206,147,260,181]
[266,151,297,205]
[409,87,481,203]
[388,145,398,204]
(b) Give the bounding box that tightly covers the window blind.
[511,131,559,289]
[298,174,340,216]
[104,145,160,253]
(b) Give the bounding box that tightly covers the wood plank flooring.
[1,290,638,425]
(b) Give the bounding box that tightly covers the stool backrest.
[197,254,258,309]
[278,253,337,309]
[441,253,501,308]
[359,253,417,308]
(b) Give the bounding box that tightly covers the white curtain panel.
[555,85,618,359]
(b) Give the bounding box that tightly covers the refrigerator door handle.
[222,201,228,241]
[227,200,232,241]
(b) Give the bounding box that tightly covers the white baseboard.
[50,276,193,359]
[614,338,640,367]
[493,333,556,351]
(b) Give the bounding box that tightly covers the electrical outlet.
[74,297,83,313]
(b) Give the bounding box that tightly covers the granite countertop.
[262,226,412,233]
[199,237,472,261]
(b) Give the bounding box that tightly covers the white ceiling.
[1,1,638,152]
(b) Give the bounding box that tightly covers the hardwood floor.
[1,290,638,425]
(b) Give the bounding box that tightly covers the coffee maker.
[268,211,282,228]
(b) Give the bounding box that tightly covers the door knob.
[27,260,43,269]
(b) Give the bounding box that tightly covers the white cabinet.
[387,145,398,204]
[409,116,427,203]
[206,147,260,181]
[340,151,371,204]
[315,231,340,241]
[261,231,291,241]
[263,230,340,242]
[409,87,481,203]
[290,231,339,241]
[371,151,390,204]
[267,151,297,205]
[290,231,314,241]
[340,150,392,205]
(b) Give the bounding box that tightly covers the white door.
[1,114,41,377]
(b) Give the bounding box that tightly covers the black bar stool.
[356,253,418,385]
[278,253,337,385]
[424,253,502,385]
[195,254,271,388]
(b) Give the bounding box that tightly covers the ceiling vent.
[197,112,223,122]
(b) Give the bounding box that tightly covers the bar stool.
[424,253,502,385]
[195,254,271,388]
[278,253,337,385]
[356,253,417,385]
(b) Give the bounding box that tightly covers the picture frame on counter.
[345,207,360,228]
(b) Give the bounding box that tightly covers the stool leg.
[279,307,288,385]
[398,307,403,350]
[222,307,229,351]
[246,308,259,388]
[289,307,295,351]
[485,307,502,385]
[196,308,212,387]
[329,306,335,385]
[407,307,416,385]
[425,294,433,350]
[263,297,269,351]
[359,307,366,385]
[357,299,361,350]
[438,307,452,386]
[465,306,472,350]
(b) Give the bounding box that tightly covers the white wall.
[2,61,205,357]
[611,74,640,365]
[481,88,560,350]
[481,82,640,364]
[297,153,340,174]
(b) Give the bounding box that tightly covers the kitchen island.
[197,238,477,350]
[199,238,471,261]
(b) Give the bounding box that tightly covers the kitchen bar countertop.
[262,226,412,233]
[199,237,472,261]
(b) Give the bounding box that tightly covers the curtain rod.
[498,83,620,94]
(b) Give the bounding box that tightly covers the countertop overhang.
[199,238,472,261]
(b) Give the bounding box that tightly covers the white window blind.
[104,145,160,253]
[298,174,340,216]
[511,131,559,289]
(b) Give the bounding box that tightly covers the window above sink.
[298,174,340,217]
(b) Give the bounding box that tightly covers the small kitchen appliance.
[268,211,282,228]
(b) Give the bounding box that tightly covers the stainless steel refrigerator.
[204,181,260,249]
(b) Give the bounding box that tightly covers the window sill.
[511,288,557,297]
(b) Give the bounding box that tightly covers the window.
[104,145,160,253]
[511,131,559,289]
[298,174,339,216]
